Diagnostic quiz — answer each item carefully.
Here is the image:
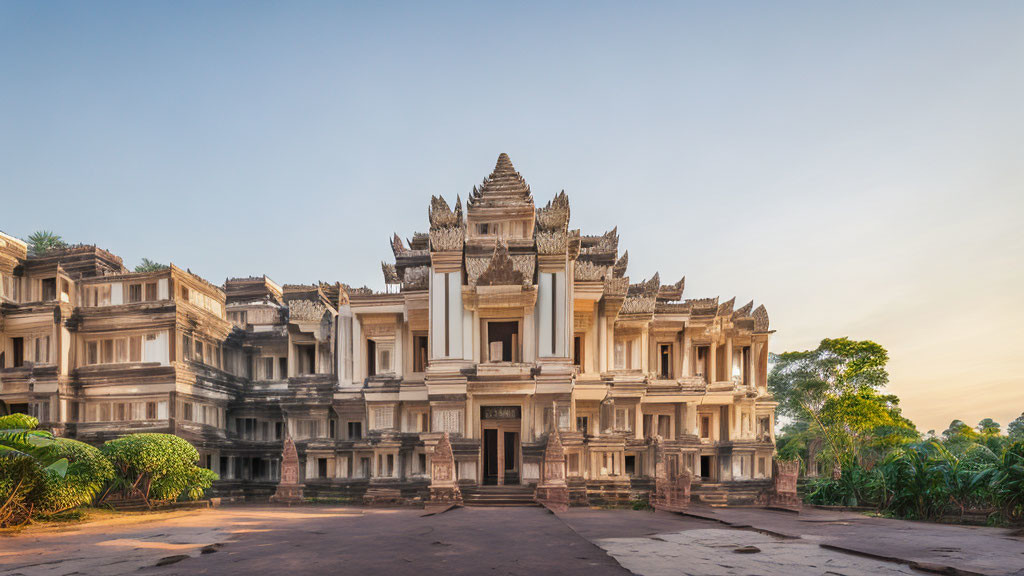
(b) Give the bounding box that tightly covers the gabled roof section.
[468,153,534,209]
[224,275,284,305]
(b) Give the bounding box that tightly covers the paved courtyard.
[0,505,1021,576]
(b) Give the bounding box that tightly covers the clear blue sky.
[1,1,1022,432]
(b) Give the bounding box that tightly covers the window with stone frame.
[372,405,395,430]
[432,408,462,435]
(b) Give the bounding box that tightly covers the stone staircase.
[691,480,771,507]
[462,484,538,507]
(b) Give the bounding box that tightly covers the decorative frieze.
[574,260,605,282]
[535,230,567,254]
[536,191,570,231]
[429,227,464,252]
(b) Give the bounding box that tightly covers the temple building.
[0,153,777,506]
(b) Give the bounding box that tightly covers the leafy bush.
[0,414,69,527]
[38,438,115,513]
[101,433,217,504]
[805,440,1024,525]
[990,441,1024,523]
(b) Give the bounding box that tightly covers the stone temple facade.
[0,154,777,506]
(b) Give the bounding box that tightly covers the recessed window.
[659,344,672,378]
[413,334,428,372]
[41,278,57,301]
[486,321,518,362]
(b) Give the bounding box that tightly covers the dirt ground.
[1,505,1021,576]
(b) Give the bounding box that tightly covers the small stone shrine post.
[269,434,305,504]
[534,430,570,512]
[761,458,802,510]
[650,435,691,512]
[429,432,462,505]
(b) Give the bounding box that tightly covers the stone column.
[708,342,716,383]
[394,315,404,380]
[725,337,733,382]
[682,329,692,377]
[597,307,607,373]
[686,402,698,436]
[749,342,758,390]
[351,315,362,384]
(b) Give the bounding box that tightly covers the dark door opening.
[487,321,518,362]
[660,344,671,378]
[483,429,499,485]
[573,335,582,368]
[503,431,519,485]
[366,339,376,375]
[298,344,316,375]
[700,455,713,480]
[11,337,24,368]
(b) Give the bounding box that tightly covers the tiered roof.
[468,153,534,209]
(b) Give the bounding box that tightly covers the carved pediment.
[733,300,753,318]
[753,304,770,332]
[477,242,526,286]
[717,297,735,317]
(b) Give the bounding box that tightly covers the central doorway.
[480,406,521,485]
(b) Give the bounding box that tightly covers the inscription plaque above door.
[481,406,521,420]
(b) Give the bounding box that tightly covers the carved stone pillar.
[269,434,305,505]
[650,436,690,513]
[429,432,462,505]
[759,459,802,510]
[534,431,570,512]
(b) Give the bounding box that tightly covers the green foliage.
[977,418,1001,437]
[1007,413,1024,440]
[101,433,217,504]
[769,339,917,472]
[806,440,1024,525]
[769,337,890,420]
[3,421,216,526]
[38,439,115,513]
[807,463,883,508]
[0,414,69,527]
[134,258,168,273]
[990,441,1024,523]
[25,230,67,255]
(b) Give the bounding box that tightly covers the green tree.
[134,258,168,273]
[942,420,979,443]
[769,338,902,471]
[976,418,1001,437]
[1007,413,1024,440]
[25,230,67,256]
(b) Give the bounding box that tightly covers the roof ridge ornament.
[717,297,735,317]
[733,300,754,318]
[753,304,770,332]
[612,251,629,278]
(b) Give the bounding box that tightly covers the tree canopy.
[134,258,168,273]
[1007,413,1024,440]
[769,338,916,470]
[25,230,67,256]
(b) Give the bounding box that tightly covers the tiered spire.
[469,153,533,208]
